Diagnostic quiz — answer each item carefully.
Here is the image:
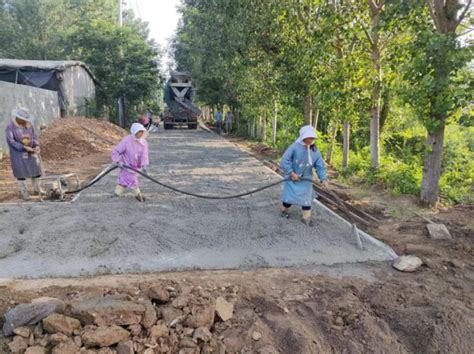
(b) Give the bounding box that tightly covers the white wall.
[62,66,96,116]
[0,81,60,155]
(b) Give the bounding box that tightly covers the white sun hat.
[297,125,317,144]
[11,107,34,123]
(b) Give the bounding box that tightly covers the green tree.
[401,0,472,205]
[0,0,162,123]
[66,19,161,122]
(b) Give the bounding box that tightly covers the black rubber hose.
[66,164,313,200]
[65,164,119,194]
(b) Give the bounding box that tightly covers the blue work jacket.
[280,142,327,207]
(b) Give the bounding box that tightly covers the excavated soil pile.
[0,117,126,202]
[40,117,126,161]
[1,269,473,353]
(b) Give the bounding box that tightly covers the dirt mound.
[40,117,127,161]
[0,117,127,202]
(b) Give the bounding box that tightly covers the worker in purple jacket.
[5,107,44,200]
[112,123,149,202]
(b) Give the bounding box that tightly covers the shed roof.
[0,59,97,83]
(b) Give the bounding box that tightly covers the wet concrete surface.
[0,127,396,279]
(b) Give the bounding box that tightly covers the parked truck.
[163,70,201,130]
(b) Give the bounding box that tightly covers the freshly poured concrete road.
[0,127,396,279]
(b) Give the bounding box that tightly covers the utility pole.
[117,0,125,127]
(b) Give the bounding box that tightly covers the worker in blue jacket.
[280,125,329,226]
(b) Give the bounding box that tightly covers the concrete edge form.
[313,199,398,260]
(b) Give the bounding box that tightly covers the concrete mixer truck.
[163,70,201,130]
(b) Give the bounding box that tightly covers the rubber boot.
[134,188,145,202]
[280,207,290,219]
[18,180,31,201]
[115,185,126,197]
[302,210,313,227]
[32,177,45,196]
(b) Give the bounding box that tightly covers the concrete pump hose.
[65,163,313,200]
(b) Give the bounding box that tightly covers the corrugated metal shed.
[0,59,97,83]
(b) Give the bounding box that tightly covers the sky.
[126,0,182,69]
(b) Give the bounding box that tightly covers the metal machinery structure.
[163,70,201,130]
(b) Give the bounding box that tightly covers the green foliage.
[337,124,474,204]
[66,19,161,118]
[170,0,473,205]
[273,104,304,151]
[440,126,474,203]
[0,0,162,121]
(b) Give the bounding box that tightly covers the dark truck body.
[163,70,201,129]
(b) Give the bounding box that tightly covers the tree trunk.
[380,89,390,132]
[257,115,262,140]
[420,125,445,206]
[272,99,278,144]
[235,110,240,131]
[326,124,338,164]
[370,69,382,168]
[420,0,470,205]
[342,121,350,169]
[261,110,267,143]
[369,32,382,169]
[313,108,320,130]
[303,94,312,125]
[118,97,125,128]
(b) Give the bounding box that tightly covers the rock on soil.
[116,340,134,354]
[148,284,171,303]
[2,258,473,354]
[252,331,262,341]
[50,333,69,345]
[51,340,80,354]
[185,304,215,329]
[215,297,233,321]
[42,313,81,336]
[3,298,65,336]
[426,223,452,240]
[81,325,130,347]
[140,300,157,329]
[194,327,212,342]
[13,326,31,338]
[393,255,423,272]
[161,306,184,326]
[149,323,169,340]
[70,295,145,326]
[127,324,142,336]
[25,346,47,354]
[8,335,29,352]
